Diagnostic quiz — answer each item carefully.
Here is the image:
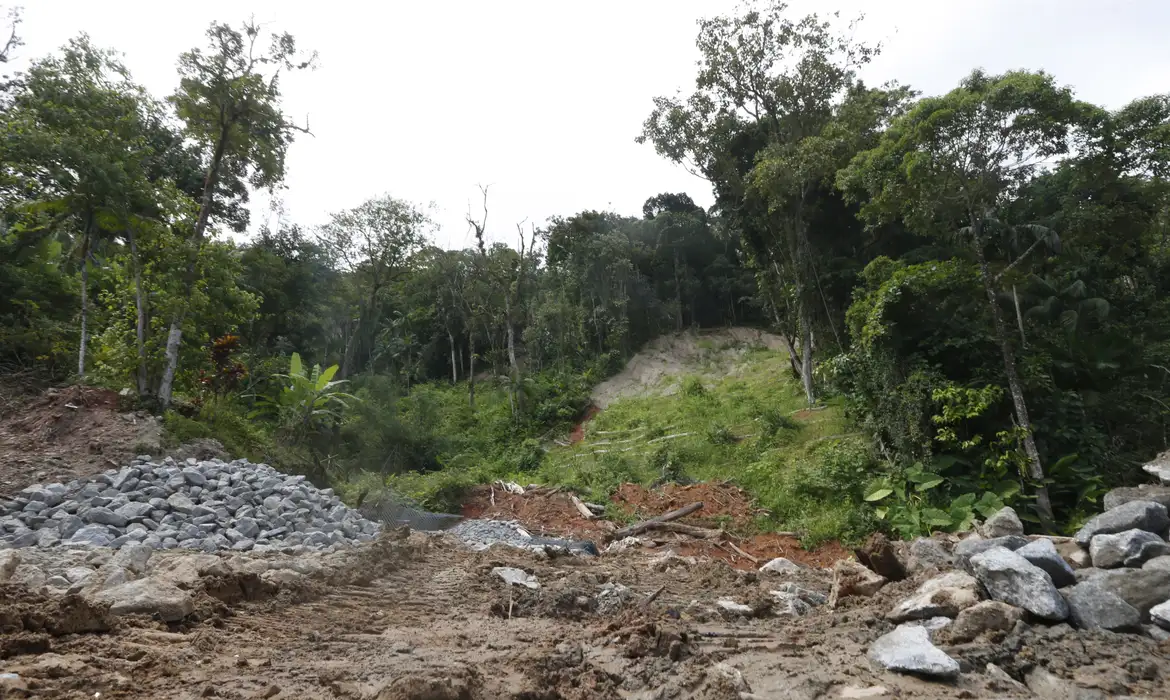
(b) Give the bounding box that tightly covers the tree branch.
[995,235,1046,283]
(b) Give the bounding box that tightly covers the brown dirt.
[4,533,1168,699]
[611,481,767,531]
[0,386,163,497]
[568,404,601,445]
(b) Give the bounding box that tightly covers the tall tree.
[840,70,1091,527]
[156,20,315,406]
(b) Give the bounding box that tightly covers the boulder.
[866,624,960,680]
[68,524,113,546]
[1103,485,1170,511]
[1143,451,1170,485]
[84,507,128,528]
[946,601,1023,643]
[981,507,1024,538]
[954,535,1028,573]
[1073,500,1169,547]
[89,578,194,621]
[0,550,20,581]
[828,560,886,606]
[1143,555,1170,571]
[886,571,980,622]
[970,547,1069,621]
[759,557,801,574]
[905,537,953,573]
[1077,568,1170,619]
[1061,581,1141,631]
[1149,599,1170,630]
[1016,538,1076,587]
[1089,529,1170,568]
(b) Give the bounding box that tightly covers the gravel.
[445,518,597,555]
[0,456,381,552]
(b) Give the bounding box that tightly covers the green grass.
[533,344,877,545]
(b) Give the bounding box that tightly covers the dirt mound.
[589,327,785,408]
[0,385,162,496]
[461,485,611,540]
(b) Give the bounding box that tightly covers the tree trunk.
[129,228,148,396]
[505,296,520,417]
[800,311,815,406]
[448,329,458,384]
[156,124,230,407]
[1013,285,1027,348]
[673,249,684,331]
[974,237,1054,527]
[77,231,90,381]
[467,326,476,411]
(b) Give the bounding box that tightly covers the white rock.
[759,557,801,573]
[867,624,959,679]
[970,546,1068,621]
[492,566,539,589]
[1151,599,1170,631]
[887,571,979,622]
[716,599,755,615]
[89,578,194,621]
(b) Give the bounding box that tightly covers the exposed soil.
[568,404,601,445]
[0,386,163,498]
[460,486,613,540]
[4,531,1168,699]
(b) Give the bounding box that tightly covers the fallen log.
[610,501,703,540]
[570,495,596,520]
[724,540,759,563]
[642,521,722,538]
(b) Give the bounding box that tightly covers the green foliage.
[252,352,357,442]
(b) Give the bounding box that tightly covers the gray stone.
[970,546,1069,620]
[114,502,154,521]
[63,567,94,583]
[0,550,20,581]
[89,578,194,621]
[1143,555,1170,571]
[954,535,1029,573]
[1061,580,1141,631]
[230,539,254,551]
[69,524,113,546]
[1143,452,1170,485]
[234,517,260,539]
[887,571,980,622]
[866,624,959,679]
[1078,568,1170,619]
[1150,599,1170,630]
[167,492,195,514]
[1104,485,1170,511]
[906,537,953,573]
[85,506,128,527]
[1089,529,1170,568]
[181,467,207,486]
[1016,538,1076,587]
[1073,500,1170,547]
[981,507,1024,538]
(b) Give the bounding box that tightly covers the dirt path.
[7,532,1168,699]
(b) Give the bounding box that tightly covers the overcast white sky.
[17,1,1170,249]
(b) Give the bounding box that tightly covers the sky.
[16,0,1170,249]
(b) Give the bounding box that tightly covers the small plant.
[705,422,735,445]
[681,375,707,397]
[252,352,359,442]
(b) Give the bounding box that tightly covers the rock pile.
[866,474,1170,682]
[0,456,381,552]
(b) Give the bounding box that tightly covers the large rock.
[866,624,960,680]
[1089,529,1170,568]
[1061,581,1141,631]
[954,535,1028,573]
[89,578,194,621]
[905,537,953,573]
[1143,451,1170,485]
[1016,538,1076,587]
[1103,485,1170,511]
[887,571,980,622]
[981,507,1024,538]
[1079,568,1170,619]
[970,547,1069,621]
[1143,555,1170,571]
[84,507,128,528]
[1073,500,1169,547]
[945,601,1023,643]
[1148,599,1170,630]
[829,560,887,606]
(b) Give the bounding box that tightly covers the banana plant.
[253,352,359,440]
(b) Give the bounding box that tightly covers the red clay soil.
[568,403,601,444]
[461,480,851,570]
[611,481,768,531]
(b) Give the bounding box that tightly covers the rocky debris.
[769,590,814,617]
[1017,538,1077,587]
[953,534,1028,573]
[759,557,801,574]
[981,506,1025,538]
[970,546,1069,620]
[1073,500,1170,547]
[1143,451,1170,485]
[828,560,886,607]
[904,537,953,573]
[985,663,1030,695]
[1104,485,1170,511]
[88,577,194,621]
[772,581,828,606]
[886,571,979,622]
[1089,529,1170,568]
[0,456,381,552]
[0,549,19,581]
[447,518,596,556]
[1061,581,1141,631]
[715,599,755,617]
[946,600,1023,642]
[866,624,960,680]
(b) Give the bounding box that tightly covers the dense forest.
[2,2,1169,538]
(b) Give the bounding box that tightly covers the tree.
[840,70,1091,527]
[156,20,315,406]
